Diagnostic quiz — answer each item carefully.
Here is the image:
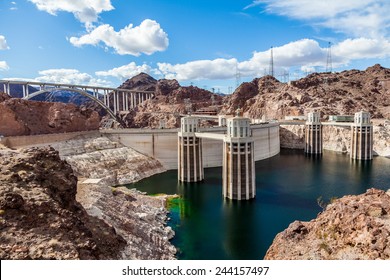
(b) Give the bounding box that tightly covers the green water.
[128,149,390,259]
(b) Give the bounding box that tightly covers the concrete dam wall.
[102,123,280,170]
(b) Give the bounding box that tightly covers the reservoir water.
[128,149,390,259]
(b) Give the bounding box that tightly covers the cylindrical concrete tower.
[351,111,373,160]
[178,116,204,182]
[223,116,255,200]
[305,112,322,154]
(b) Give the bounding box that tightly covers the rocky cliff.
[0,146,125,259]
[50,136,166,186]
[77,184,176,259]
[280,121,390,157]
[0,92,100,136]
[115,73,223,128]
[0,143,176,259]
[264,188,390,260]
[49,135,175,259]
[221,64,390,120]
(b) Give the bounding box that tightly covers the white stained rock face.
[64,143,166,185]
[373,125,390,157]
[281,124,390,158]
[279,125,305,149]
[322,126,351,154]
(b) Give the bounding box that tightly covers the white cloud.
[154,37,390,81]
[333,37,390,61]
[158,58,238,80]
[10,1,17,10]
[69,19,169,56]
[28,0,113,24]
[96,62,154,81]
[36,69,110,86]
[0,35,9,50]
[246,0,390,38]
[0,61,9,71]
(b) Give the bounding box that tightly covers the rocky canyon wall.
[280,123,390,157]
[0,137,176,259]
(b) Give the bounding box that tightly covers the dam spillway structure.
[223,115,256,200]
[304,112,322,155]
[350,111,373,160]
[178,116,204,182]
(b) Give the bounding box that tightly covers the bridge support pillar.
[223,114,255,200]
[178,116,204,182]
[351,111,373,160]
[305,112,322,155]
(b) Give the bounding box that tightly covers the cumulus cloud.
[154,37,390,81]
[0,35,9,50]
[246,0,390,37]
[69,19,169,56]
[333,37,390,61]
[0,61,9,71]
[36,69,110,86]
[158,58,238,80]
[28,0,113,24]
[96,62,155,81]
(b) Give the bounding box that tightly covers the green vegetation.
[166,196,182,212]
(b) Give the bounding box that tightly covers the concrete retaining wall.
[102,123,280,170]
[3,130,101,149]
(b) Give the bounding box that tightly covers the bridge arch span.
[24,87,117,120]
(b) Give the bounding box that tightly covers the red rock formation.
[0,94,100,136]
[116,73,223,128]
[221,64,390,120]
[265,188,390,260]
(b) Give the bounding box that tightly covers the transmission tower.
[326,42,332,73]
[269,46,274,77]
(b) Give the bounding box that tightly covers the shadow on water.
[126,149,390,260]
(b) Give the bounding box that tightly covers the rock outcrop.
[0,146,125,259]
[265,188,390,260]
[280,121,390,157]
[0,93,100,136]
[221,64,390,120]
[49,135,175,259]
[0,144,176,260]
[77,184,176,260]
[50,136,166,186]
[115,73,223,128]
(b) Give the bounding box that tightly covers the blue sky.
[1,0,390,93]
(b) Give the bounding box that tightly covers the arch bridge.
[0,80,154,121]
